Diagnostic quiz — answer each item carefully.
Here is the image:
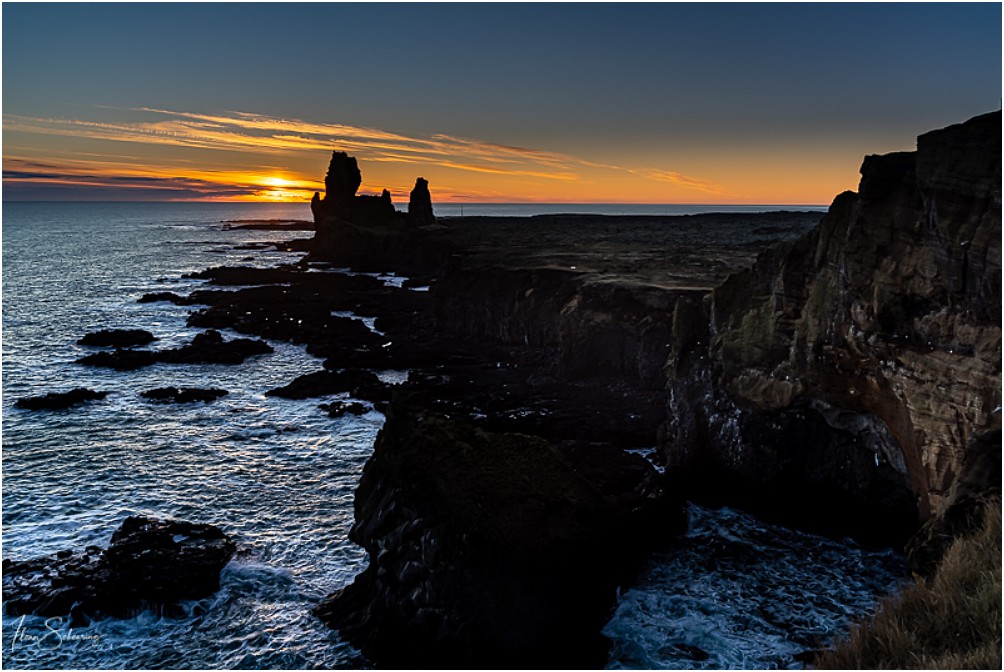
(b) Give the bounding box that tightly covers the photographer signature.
[9,615,101,651]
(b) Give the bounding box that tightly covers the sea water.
[3,201,899,669]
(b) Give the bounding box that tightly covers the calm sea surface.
[3,201,898,669]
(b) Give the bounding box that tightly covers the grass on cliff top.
[817,496,1002,669]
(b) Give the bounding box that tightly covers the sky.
[2,2,1001,204]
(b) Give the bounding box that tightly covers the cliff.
[315,399,682,668]
[306,113,1000,665]
[665,111,1001,541]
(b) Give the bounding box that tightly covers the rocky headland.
[663,111,1001,545]
[21,113,995,666]
[295,114,1000,666]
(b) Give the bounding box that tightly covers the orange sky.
[2,107,875,205]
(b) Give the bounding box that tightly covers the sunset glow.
[3,4,999,204]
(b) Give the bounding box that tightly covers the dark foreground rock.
[78,329,156,348]
[15,388,108,411]
[76,330,273,370]
[315,399,684,668]
[141,387,229,404]
[2,517,236,620]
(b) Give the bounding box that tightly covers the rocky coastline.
[8,113,999,667]
[297,114,1000,665]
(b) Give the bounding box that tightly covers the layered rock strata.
[663,111,1001,542]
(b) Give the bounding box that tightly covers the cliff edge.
[665,111,1001,541]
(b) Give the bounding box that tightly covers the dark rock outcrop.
[141,387,229,404]
[15,388,108,411]
[2,517,236,620]
[663,111,1001,541]
[315,399,683,668]
[408,177,436,227]
[138,291,192,305]
[308,151,448,272]
[78,329,156,348]
[77,330,273,370]
[159,330,273,365]
[75,348,158,371]
[265,369,387,402]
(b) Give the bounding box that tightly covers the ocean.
[2,201,900,669]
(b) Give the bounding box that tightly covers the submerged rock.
[141,387,229,404]
[78,328,156,348]
[2,516,236,620]
[15,388,108,411]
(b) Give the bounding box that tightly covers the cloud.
[2,158,312,201]
[4,107,728,198]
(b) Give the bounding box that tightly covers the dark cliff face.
[665,111,1002,539]
[316,399,682,668]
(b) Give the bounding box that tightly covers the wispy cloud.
[2,157,314,201]
[4,107,729,199]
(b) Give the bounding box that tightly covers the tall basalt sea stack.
[665,111,1001,543]
[309,151,442,270]
[408,176,436,227]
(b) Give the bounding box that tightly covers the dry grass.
[817,496,1001,669]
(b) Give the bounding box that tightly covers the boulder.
[2,517,236,620]
[137,291,191,305]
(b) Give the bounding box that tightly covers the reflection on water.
[3,203,374,668]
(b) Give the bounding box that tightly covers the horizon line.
[2,199,830,207]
